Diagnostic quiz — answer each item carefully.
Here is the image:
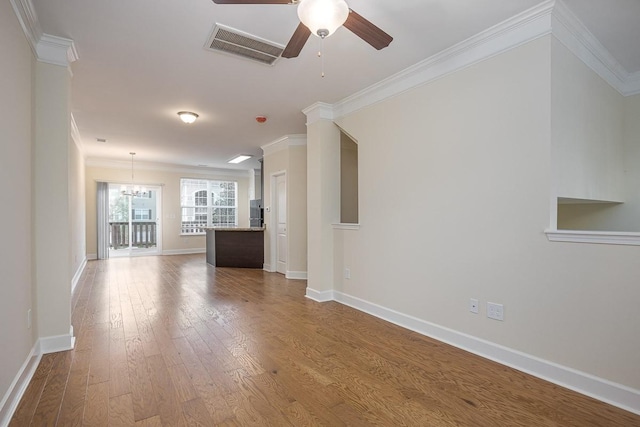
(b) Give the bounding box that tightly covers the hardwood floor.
[10,254,640,426]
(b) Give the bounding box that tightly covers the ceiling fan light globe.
[297,0,349,38]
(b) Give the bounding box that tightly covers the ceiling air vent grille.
[206,24,284,65]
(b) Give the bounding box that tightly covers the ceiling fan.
[211,0,393,58]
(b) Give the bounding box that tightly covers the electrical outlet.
[344,268,351,279]
[27,309,32,329]
[487,302,504,321]
[469,298,479,314]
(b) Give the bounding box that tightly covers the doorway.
[270,172,287,275]
[108,183,162,257]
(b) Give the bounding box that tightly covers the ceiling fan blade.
[281,22,311,58]
[212,0,291,4]
[343,9,393,50]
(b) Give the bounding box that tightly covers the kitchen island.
[205,227,265,268]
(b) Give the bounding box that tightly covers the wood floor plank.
[84,381,109,426]
[165,362,198,403]
[109,393,136,427]
[88,322,111,385]
[30,351,72,426]
[181,398,215,426]
[125,336,159,421]
[10,255,640,427]
[8,353,56,427]
[110,326,131,397]
[134,415,162,427]
[145,353,189,426]
[56,351,90,426]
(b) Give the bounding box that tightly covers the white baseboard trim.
[305,287,334,303]
[0,343,42,427]
[162,248,205,256]
[71,257,87,294]
[263,263,274,272]
[331,291,640,416]
[87,253,97,260]
[285,271,308,280]
[38,326,75,355]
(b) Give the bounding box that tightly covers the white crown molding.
[10,0,78,71]
[36,34,78,68]
[261,134,307,156]
[330,0,555,120]
[322,0,638,122]
[330,290,640,415]
[623,71,640,97]
[9,0,42,56]
[302,102,335,125]
[545,229,640,246]
[85,158,250,177]
[550,0,638,96]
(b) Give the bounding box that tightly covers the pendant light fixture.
[121,152,147,197]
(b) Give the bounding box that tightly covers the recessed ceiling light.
[228,155,252,164]
[177,111,199,124]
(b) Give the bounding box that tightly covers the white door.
[276,174,287,274]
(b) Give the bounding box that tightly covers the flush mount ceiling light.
[297,0,349,39]
[228,155,252,164]
[177,111,199,124]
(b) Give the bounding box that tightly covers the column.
[303,103,341,300]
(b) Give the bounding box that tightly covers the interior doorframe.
[268,170,286,273]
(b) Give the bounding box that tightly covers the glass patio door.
[108,183,162,257]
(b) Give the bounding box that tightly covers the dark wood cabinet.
[206,228,264,268]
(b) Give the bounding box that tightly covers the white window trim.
[180,179,238,235]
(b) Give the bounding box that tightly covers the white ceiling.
[31,0,640,171]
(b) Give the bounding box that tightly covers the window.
[132,209,152,220]
[180,178,238,234]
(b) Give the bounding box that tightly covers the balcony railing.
[110,222,157,249]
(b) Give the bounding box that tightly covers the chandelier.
[121,152,147,197]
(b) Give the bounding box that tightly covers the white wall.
[262,137,307,276]
[85,165,249,256]
[557,93,640,231]
[69,136,86,283]
[34,60,73,340]
[288,145,308,274]
[332,36,640,393]
[0,0,35,405]
[551,38,625,203]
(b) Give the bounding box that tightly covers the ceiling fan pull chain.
[318,37,325,78]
